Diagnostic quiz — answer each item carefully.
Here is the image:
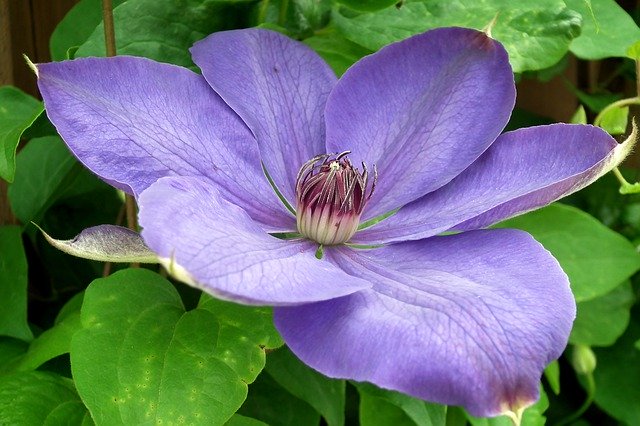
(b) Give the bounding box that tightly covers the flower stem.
[102,1,139,269]
[256,0,270,24]
[556,373,595,426]
[593,97,640,194]
[593,96,640,128]
[636,59,640,99]
[278,0,289,26]
[102,0,117,57]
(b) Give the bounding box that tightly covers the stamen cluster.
[295,151,376,245]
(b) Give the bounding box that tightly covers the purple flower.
[36,27,630,417]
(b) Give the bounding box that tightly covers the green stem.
[612,167,631,187]
[593,96,640,127]
[102,0,117,57]
[278,0,289,26]
[557,373,595,426]
[101,1,138,268]
[636,58,640,99]
[256,0,270,25]
[593,97,640,194]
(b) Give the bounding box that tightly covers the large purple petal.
[276,230,574,416]
[191,29,337,204]
[355,124,628,244]
[325,27,515,219]
[138,176,370,305]
[36,56,293,230]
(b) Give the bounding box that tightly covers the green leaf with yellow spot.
[71,268,281,425]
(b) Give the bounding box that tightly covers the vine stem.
[556,374,595,426]
[101,0,139,269]
[278,0,289,26]
[593,96,640,128]
[102,0,117,57]
[593,97,640,191]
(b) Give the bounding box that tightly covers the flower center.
[295,151,376,245]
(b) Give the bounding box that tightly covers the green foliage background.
[2,0,640,424]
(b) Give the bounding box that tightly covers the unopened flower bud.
[571,344,597,375]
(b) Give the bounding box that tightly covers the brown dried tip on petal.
[295,152,375,245]
[482,13,499,39]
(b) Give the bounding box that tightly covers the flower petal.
[325,27,515,219]
[275,230,575,416]
[36,56,292,230]
[355,124,629,244]
[138,176,370,305]
[191,29,337,204]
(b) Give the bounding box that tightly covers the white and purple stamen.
[295,151,376,245]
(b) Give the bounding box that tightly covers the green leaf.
[8,292,84,373]
[337,0,400,12]
[9,136,82,224]
[466,386,548,426]
[304,31,372,76]
[76,0,254,69]
[544,360,560,395]
[573,89,621,113]
[570,105,587,124]
[332,0,582,72]
[598,105,629,135]
[0,337,29,374]
[592,312,640,425]
[15,312,82,372]
[44,400,93,425]
[354,382,446,426]
[570,281,634,347]
[197,294,283,350]
[565,0,640,59]
[0,371,88,425]
[266,347,345,426]
[627,40,640,60]
[0,226,32,341]
[495,203,640,302]
[226,414,269,426]
[252,0,331,39]
[359,392,415,426]
[198,295,284,383]
[55,292,85,325]
[71,269,277,424]
[0,86,43,182]
[239,372,321,426]
[50,0,127,61]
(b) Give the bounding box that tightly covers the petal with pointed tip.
[355,124,627,244]
[36,56,293,230]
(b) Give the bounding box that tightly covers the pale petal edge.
[35,223,158,264]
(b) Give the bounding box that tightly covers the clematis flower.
[36,27,632,418]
